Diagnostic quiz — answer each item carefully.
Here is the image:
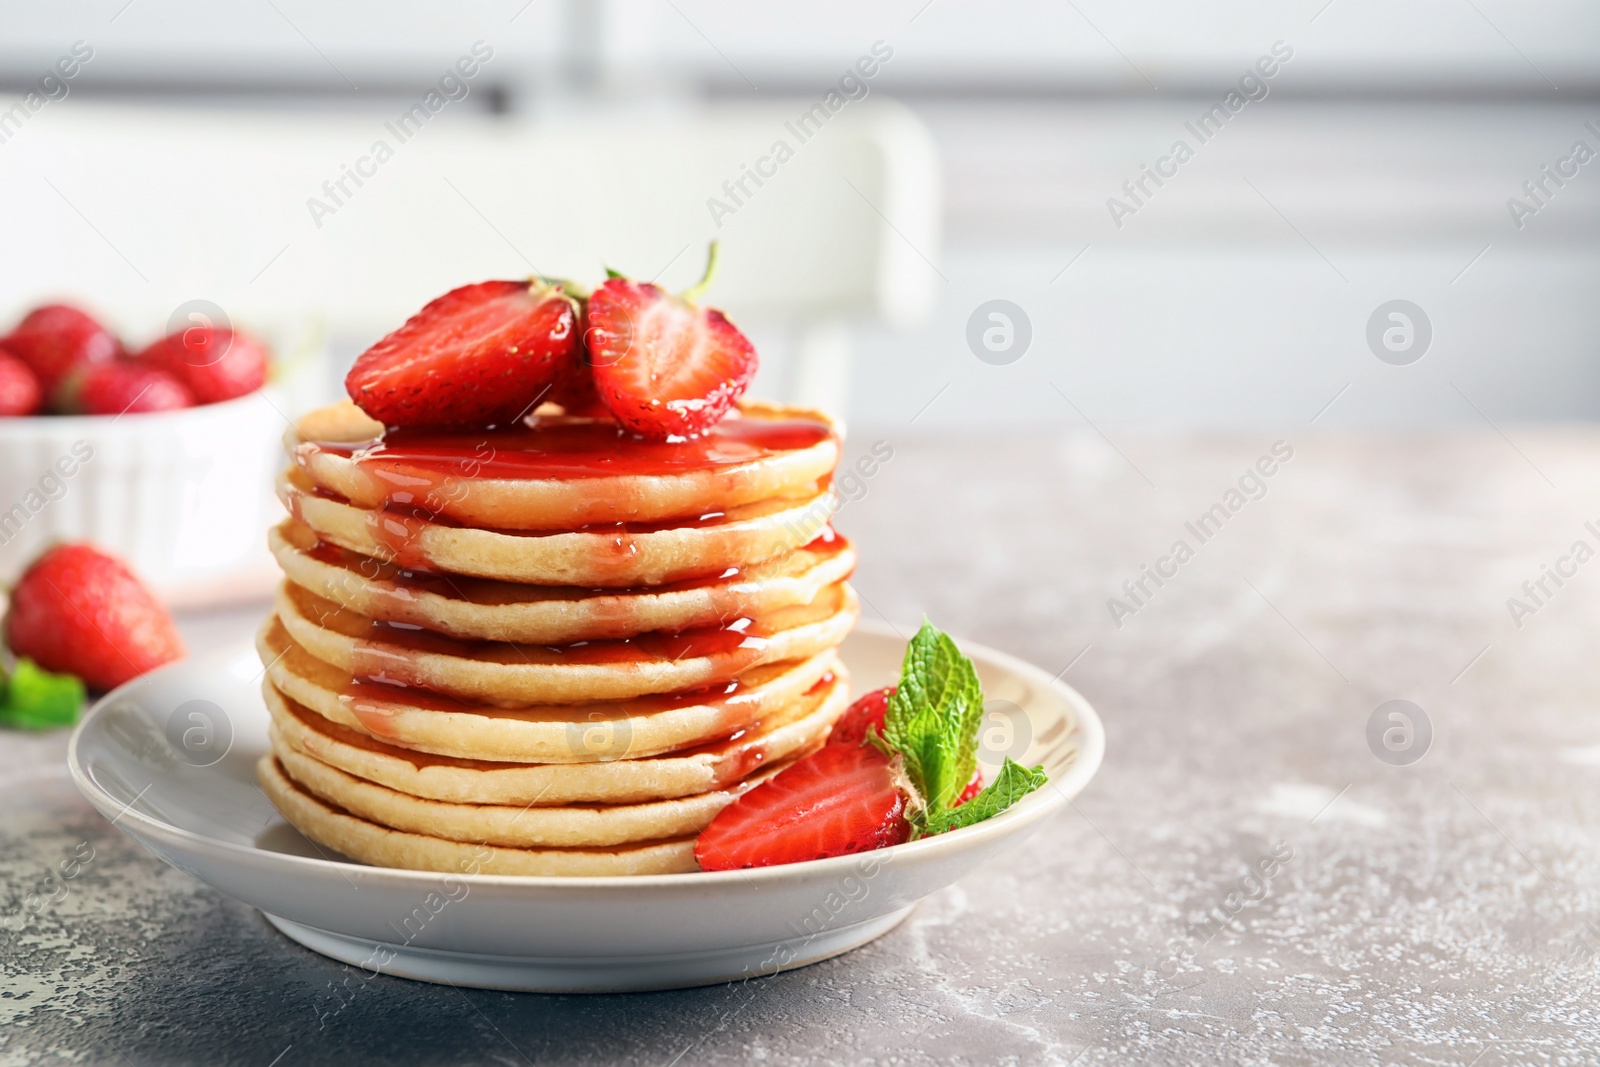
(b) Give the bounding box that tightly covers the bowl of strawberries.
[0,302,287,602]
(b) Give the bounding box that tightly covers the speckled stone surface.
[6,427,1600,1066]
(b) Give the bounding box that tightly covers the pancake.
[270,728,797,848]
[259,755,698,875]
[257,615,843,762]
[273,580,860,705]
[263,671,848,805]
[269,519,856,644]
[279,469,835,588]
[287,399,841,532]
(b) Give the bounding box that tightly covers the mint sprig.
[0,658,86,730]
[873,621,1048,838]
[922,758,1050,835]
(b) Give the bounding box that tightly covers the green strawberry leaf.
[0,659,86,730]
[877,620,987,815]
[921,758,1049,835]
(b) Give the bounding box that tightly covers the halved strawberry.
[697,621,1050,870]
[545,340,608,417]
[586,245,757,440]
[828,686,895,747]
[695,743,911,871]
[346,279,581,430]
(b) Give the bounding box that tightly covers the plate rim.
[67,618,1105,890]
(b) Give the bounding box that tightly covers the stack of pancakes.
[256,400,859,876]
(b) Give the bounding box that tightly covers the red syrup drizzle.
[364,506,436,573]
[705,669,842,781]
[301,526,849,608]
[339,665,761,742]
[334,655,825,748]
[318,415,834,483]
[804,525,843,552]
[327,587,841,732]
[295,412,841,733]
[340,608,791,683]
[301,413,834,550]
[301,569,838,686]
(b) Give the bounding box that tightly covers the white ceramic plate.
[67,620,1103,993]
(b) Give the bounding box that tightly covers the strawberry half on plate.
[586,245,757,440]
[346,279,582,431]
[695,743,911,870]
[696,623,1049,871]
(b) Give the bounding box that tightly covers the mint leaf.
[875,621,1051,840]
[0,659,86,730]
[878,621,986,813]
[922,758,1049,835]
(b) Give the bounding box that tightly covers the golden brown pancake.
[258,755,698,875]
[270,729,798,848]
[257,615,844,762]
[268,519,856,644]
[287,399,841,532]
[263,674,845,805]
[279,469,836,588]
[272,579,860,705]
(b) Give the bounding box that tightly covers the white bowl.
[0,389,289,605]
[66,620,1104,993]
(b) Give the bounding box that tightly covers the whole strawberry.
[72,362,194,415]
[0,348,43,416]
[137,326,268,404]
[346,279,582,430]
[3,304,120,405]
[586,243,757,440]
[5,544,184,691]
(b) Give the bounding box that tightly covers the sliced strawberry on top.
[345,279,581,430]
[696,743,911,871]
[828,686,895,747]
[5,543,184,692]
[545,337,608,417]
[4,304,121,404]
[587,244,757,440]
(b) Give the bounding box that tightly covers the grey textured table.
[5,427,1600,1066]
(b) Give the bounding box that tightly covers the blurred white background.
[0,0,1596,428]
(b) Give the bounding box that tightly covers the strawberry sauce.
[287,582,845,686]
[339,673,749,742]
[297,522,848,608]
[312,414,832,484]
[310,667,839,770]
